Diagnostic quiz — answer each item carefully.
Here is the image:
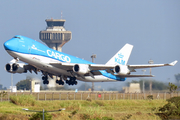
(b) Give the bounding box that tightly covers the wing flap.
[89,64,115,70]
[50,62,75,70]
[24,64,39,74]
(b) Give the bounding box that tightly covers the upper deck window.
[14,36,21,39]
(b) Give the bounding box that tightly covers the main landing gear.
[56,79,64,85]
[55,76,65,85]
[42,75,49,84]
[66,77,78,86]
[55,77,78,86]
[41,74,78,86]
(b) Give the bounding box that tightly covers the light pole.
[91,54,96,92]
[10,73,13,92]
[26,76,32,93]
[11,73,13,87]
[141,69,146,93]
[148,59,154,93]
[22,108,65,120]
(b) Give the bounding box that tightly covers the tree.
[175,73,180,83]
[0,84,7,90]
[151,80,168,90]
[168,82,179,93]
[130,79,168,91]
[16,79,31,90]
[108,87,118,91]
[78,83,91,91]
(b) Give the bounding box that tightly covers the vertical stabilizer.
[106,44,133,65]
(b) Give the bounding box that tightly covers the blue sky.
[0,0,179,89]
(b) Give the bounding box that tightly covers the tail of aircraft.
[106,43,133,65]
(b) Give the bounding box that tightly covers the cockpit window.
[14,36,21,39]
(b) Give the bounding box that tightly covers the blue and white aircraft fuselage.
[4,35,178,85]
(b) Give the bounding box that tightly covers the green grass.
[10,95,36,106]
[0,95,168,120]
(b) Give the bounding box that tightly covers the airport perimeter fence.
[0,91,180,102]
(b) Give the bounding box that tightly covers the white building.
[123,83,141,93]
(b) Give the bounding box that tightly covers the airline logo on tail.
[115,53,125,65]
[106,43,133,65]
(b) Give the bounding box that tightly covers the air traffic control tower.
[39,19,72,52]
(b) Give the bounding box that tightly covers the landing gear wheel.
[43,80,49,84]
[74,81,78,85]
[42,75,48,81]
[61,82,64,85]
[66,77,78,85]
[46,80,49,84]
[56,80,59,84]
[66,80,69,84]
[58,80,64,85]
[43,80,46,84]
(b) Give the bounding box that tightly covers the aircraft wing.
[50,62,115,71]
[117,74,154,77]
[128,60,178,69]
[89,64,155,77]
[50,63,115,70]
[50,60,178,71]
[86,60,178,70]
[50,60,177,77]
[50,62,115,77]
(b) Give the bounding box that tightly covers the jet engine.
[114,65,130,75]
[5,63,12,72]
[5,63,27,73]
[73,64,90,74]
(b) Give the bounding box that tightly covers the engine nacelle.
[5,63,12,72]
[73,64,90,74]
[5,63,27,73]
[114,65,130,75]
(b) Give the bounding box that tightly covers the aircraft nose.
[4,39,18,51]
[4,41,10,50]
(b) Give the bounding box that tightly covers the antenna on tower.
[61,11,63,19]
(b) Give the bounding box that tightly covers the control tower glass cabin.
[39,19,72,52]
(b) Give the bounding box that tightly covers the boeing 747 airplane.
[4,35,178,85]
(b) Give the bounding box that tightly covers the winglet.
[169,60,178,66]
